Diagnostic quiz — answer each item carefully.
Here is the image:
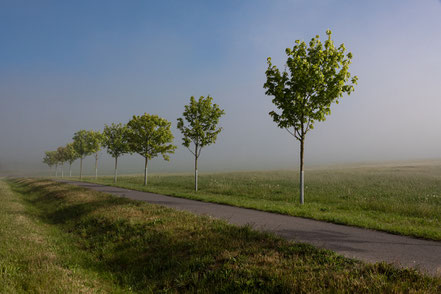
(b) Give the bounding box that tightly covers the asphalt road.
[59,180,441,276]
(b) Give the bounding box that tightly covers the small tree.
[43,151,57,176]
[56,146,68,178]
[126,113,176,185]
[89,131,103,180]
[264,30,357,204]
[103,123,130,183]
[177,95,225,191]
[64,143,79,177]
[72,130,97,180]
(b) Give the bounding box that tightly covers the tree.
[43,151,57,176]
[89,131,103,180]
[72,130,98,180]
[64,143,79,177]
[263,30,358,204]
[56,146,68,178]
[177,95,225,191]
[103,123,130,183]
[126,113,176,185]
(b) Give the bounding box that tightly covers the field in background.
[77,163,441,240]
[1,178,441,292]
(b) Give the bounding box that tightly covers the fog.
[1,0,441,176]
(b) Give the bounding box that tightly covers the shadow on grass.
[8,179,302,292]
[7,178,440,293]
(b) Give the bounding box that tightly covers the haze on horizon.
[1,0,441,176]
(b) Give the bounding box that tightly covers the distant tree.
[43,151,57,176]
[64,143,79,177]
[126,113,176,185]
[89,131,104,180]
[72,130,98,180]
[103,123,130,183]
[177,95,225,191]
[56,146,68,178]
[264,30,358,204]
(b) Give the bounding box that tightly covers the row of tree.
[43,96,225,191]
[43,30,357,203]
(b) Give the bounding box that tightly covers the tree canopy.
[127,113,176,185]
[72,130,98,158]
[264,30,357,139]
[177,95,225,158]
[126,114,176,161]
[102,123,130,158]
[64,143,79,165]
[43,151,57,168]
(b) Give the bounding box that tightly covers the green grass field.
[77,162,441,241]
[1,178,441,293]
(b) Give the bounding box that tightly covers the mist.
[1,0,441,176]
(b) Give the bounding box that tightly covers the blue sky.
[1,0,441,175]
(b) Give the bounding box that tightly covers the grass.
[76,163,441,241]
[0,178,116,293]
[1,178,441,292]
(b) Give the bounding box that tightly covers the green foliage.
[89,130,104,154]
[55,146,68,165]
[42,151,57,167]
[64,143,79,165]
[102,123,130,158]
[177,95,225,158]
[126,113,176,160]
[72,130,102,159]
[264,30,358,140]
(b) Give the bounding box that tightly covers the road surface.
[59,180,441,276]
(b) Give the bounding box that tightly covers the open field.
[76,163,441,241]
[2,178,441,292]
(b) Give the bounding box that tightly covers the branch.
[305,117,312,133]
[197,145,203,159]
[286,128,301,140]
[186,146,196,156]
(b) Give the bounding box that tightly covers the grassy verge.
[75,164,441,241]
[0,178,118,293]
[3,178,441,292]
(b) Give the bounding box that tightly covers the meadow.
[1,178,440,293]
[78,162,441,241]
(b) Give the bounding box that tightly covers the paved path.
[59,180,441,276]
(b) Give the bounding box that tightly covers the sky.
[1,0,441,176]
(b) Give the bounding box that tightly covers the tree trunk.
[69,163,72,177]
[194,145,198,192]
[114,157,118,183]
[61,164,64,178]
[80,157,83,180]
[299,138,305,205]
[95,153,98,180]
[144,157,148,186]
[55,164,58,177]
[50,166,52,177]
[195,158,198,192]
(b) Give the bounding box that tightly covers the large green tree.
[64,143,79,177]
[72,130,98,180]
[126,113,176,185]
[177,95,225,191]
[264,30,358,204]
[103,123,130,183]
